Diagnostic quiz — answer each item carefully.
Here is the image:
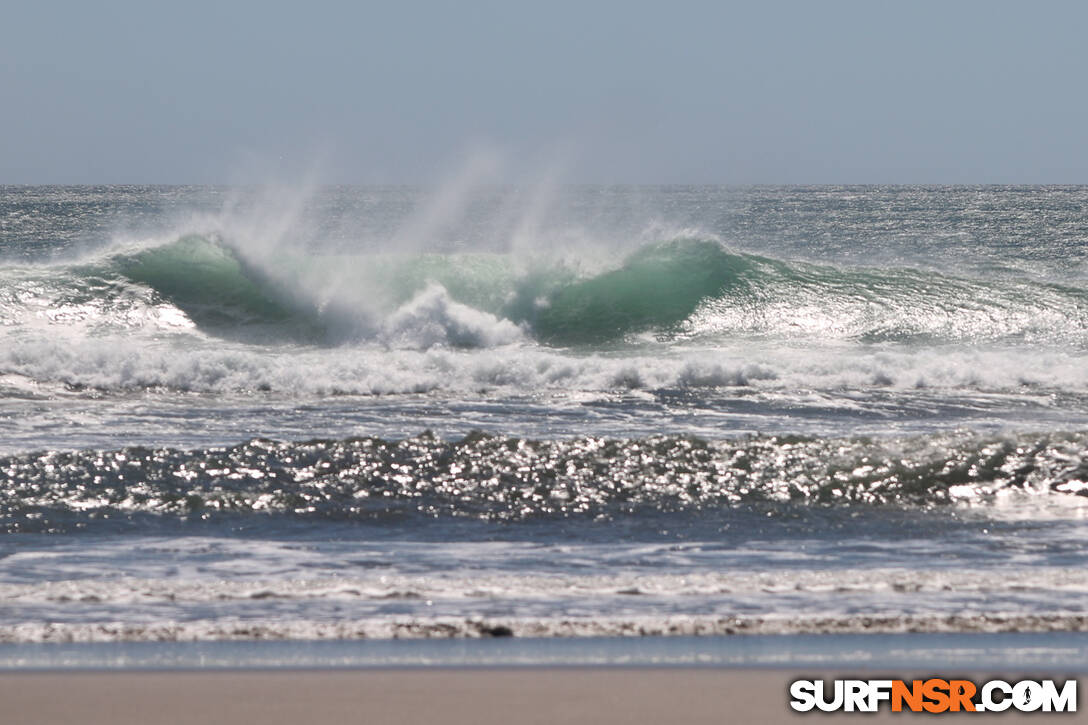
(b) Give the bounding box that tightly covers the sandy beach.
[0,668,1082,724]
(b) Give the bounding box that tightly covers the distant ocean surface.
[2,185,1088,646]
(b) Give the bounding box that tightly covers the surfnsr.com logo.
[789,678,1077,713]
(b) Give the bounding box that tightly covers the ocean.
[2,184,1087,665]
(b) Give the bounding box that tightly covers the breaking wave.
[3,234,1088,348]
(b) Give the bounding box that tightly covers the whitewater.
[1,184,1087,652]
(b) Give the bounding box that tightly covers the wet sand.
[0,668,1083,724]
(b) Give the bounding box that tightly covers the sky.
[2,0,1087,184]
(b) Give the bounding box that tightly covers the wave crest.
[4,234,1088,350]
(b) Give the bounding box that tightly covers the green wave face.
[70,234,1088,348]
[116,235,302,329]
[526,239,753,344]
[104,237,777,345]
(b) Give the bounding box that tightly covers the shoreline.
[8,612,1088,643]
[4,631,1088,672]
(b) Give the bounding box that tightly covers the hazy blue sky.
[3,1,1086,184]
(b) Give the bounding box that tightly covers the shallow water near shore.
[5,632,1088,671]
